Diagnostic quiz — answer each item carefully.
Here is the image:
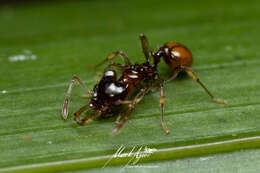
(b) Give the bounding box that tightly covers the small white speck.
[23,49,32,54]
[225,45,232,51]
[8,50,37,62]
[2,90,7,94]
[31,55,37,60]
[200,156,213,161]
[47,141,52,145]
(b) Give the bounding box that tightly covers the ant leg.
[112,88,149,134]
[94,51,131,69]
[80,94,92,99]
[62,75,92,119]
[78,115,94,125]
[112,108,134,134]
[73,104,89,123]
[159,83,170,134]
[75,107,101,125]
[115,114,122,124]
[105,62,125,72]
[139,33,150,62]
[182,66,227,104]
[114,101,132,124]
[96,72,103,77]
[164,69,181,83]
[115,100,132,104]
[115,108,128,124]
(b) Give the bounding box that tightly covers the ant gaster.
[62,34,227,134]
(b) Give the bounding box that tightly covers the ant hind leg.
[182,66,227,104]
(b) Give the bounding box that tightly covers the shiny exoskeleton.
[62,34,227,134]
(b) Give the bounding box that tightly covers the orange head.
[153,42,193,70]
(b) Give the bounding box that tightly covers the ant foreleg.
[164,68,182,83]
[94,51,131,69]
[73,104,89,123]
[62,75,92,119]
[77,114,95,126]
[75,107,101,125]
[182,66,227,104]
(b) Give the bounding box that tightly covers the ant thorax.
[119,62,159,85]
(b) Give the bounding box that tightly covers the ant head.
[154,42,193,70]
[164,42,193,68]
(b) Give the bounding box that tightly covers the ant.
[62,34,227,134]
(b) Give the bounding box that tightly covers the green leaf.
[0,0,260,172]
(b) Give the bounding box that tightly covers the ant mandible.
[62,34,227,134]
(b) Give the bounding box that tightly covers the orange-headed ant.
[62,34,227,134]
